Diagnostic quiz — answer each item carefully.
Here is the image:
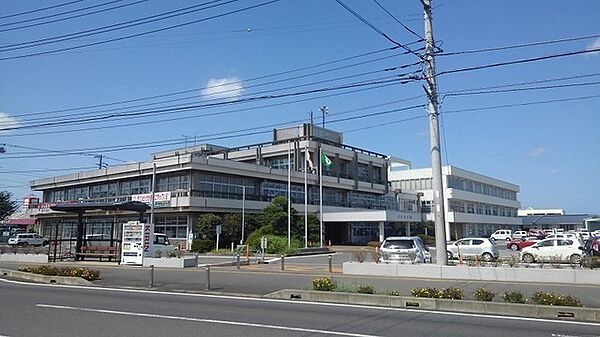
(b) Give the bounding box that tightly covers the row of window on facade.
[41,215,189,239]
[396,177,517,201]
[267,154,383,184]
[448,199,518,217]
[44,172,405,212]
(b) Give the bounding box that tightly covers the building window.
[154,215,188,239]
[157,174,189,192]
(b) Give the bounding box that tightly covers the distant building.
[518,208,564,217]
[30,125,420,252]
[521,213,598,232]
[389,166,522,240]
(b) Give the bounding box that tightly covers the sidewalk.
[2,260,600,307]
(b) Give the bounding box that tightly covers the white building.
[517,208,564,216]
[389,165,522,240]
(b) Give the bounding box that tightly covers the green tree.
[195,213,221,241]
[0,191,18,221]
[260,196,299,236]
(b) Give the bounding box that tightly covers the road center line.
[35,304,380,337]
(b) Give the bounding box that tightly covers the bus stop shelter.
[49,201,150,261]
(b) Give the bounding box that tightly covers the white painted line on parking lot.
[551,334,598,337]
[2,279,599,328]
[36,304,380,337]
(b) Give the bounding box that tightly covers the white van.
[490,229,512,241]
[152,233,176,257]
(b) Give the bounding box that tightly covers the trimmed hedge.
[18,265,100,281]
[531,291,583,307]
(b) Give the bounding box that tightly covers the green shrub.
[411,287,438,298]
[366,241,382,248]
[246,232,302,255]
[353,250,366,263]
[191,239,214,253]
[411,287,463,299]
[581,256,600,269]
[503,290,527,304]
[388,290,400,296]
[356,284,375,294]
[474,287,496,302]
[246,226,272,248]
[312,277,336,291]
[530,291,583,307]
[18,265,100,281]
[437,287,464,300]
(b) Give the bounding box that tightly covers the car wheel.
[42,241,49,246]
[447,251,453,260]
[522,253,534,263]
[482,252,494,262]
[569,254,581,264]
[506,237,511,242]
[510,244,519,251]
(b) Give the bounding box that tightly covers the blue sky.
[0,0,599,213]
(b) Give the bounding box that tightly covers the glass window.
[471,239,484,245]
[538,240,555,247]
[383,239,415,249]
[557,239,573,246]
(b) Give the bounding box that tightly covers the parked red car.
[506,237,539,251]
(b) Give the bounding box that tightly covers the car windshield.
[383,240,415,249]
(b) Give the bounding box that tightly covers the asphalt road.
[1,278,599,337]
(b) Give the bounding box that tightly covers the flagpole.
[287,142,291,248]
[319,146,323,248]
[304,144,308,248]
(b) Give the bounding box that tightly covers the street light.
[319,106,328,128]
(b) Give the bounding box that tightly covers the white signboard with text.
[131,192,172,208]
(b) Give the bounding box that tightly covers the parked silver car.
[446,238,499,262]
[379,236,431,264]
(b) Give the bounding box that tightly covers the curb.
[0,268,93,286]
[265,289,600,323]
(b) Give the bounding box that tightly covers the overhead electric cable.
[371,0,424,41]
[0,1,83,20]
[0,0,149,33]
[334,0,423,59]
[439,33,600,56]
[0,0,281,61]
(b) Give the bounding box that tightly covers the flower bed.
[18,265,100,281]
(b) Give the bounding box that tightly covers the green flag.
[320,151,334,169]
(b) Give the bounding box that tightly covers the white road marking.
[551,334,599,337]
[1,278,598,328]
[36,304,379,337]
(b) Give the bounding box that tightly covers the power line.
[0,0,233,50]
[334,0,423,59]
[0,0,149,33]
[371,0,424,41]
[443,80,600,98]
[0,166,97,173]
[9,46,405,118]
[1,78,412,138]
[438,33,600,56]
[437,47,600,77]
[11,55,422,125]
[1,75,420,132]
[0,1,281,61]
[0,1,83,20]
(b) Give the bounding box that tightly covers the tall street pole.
[304,144,308,248]
[423,0,448,265]
[287,142,292,247]
[240,185,245,244]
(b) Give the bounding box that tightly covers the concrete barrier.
[0,268,93,286]
[143,257,196,268]
[343,262,600,285]
[265,289,600,323]
[0,254,48,263]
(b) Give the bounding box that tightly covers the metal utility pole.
[422,0,448,265]
[94,154,104,169]
[319,106,328,128]
[240,185,246,244]
[150,163,157,230]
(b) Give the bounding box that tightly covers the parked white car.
[151,233,176,257]
[447,238,499,262]
[520,238,583,264]
[8,233,49,246]
[545,233,581,243]
[379,236,431,264]
[490,229,512,241]
[512,230,528,240]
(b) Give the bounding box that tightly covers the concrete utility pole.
[422,0,448,265]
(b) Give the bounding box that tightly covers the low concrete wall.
[143,257,196,268]
[0,268,93,286]
[343,262,600,285]
[265,289,600,323]
[0,254,48,263]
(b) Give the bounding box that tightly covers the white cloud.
[549,168,559,176]
[527,147,546,157]
[200,77,243,99]
[0,112,20,134]
[586,38,600,56]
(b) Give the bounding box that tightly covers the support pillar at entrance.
[378,222,385,242]
[406,223,411,237]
